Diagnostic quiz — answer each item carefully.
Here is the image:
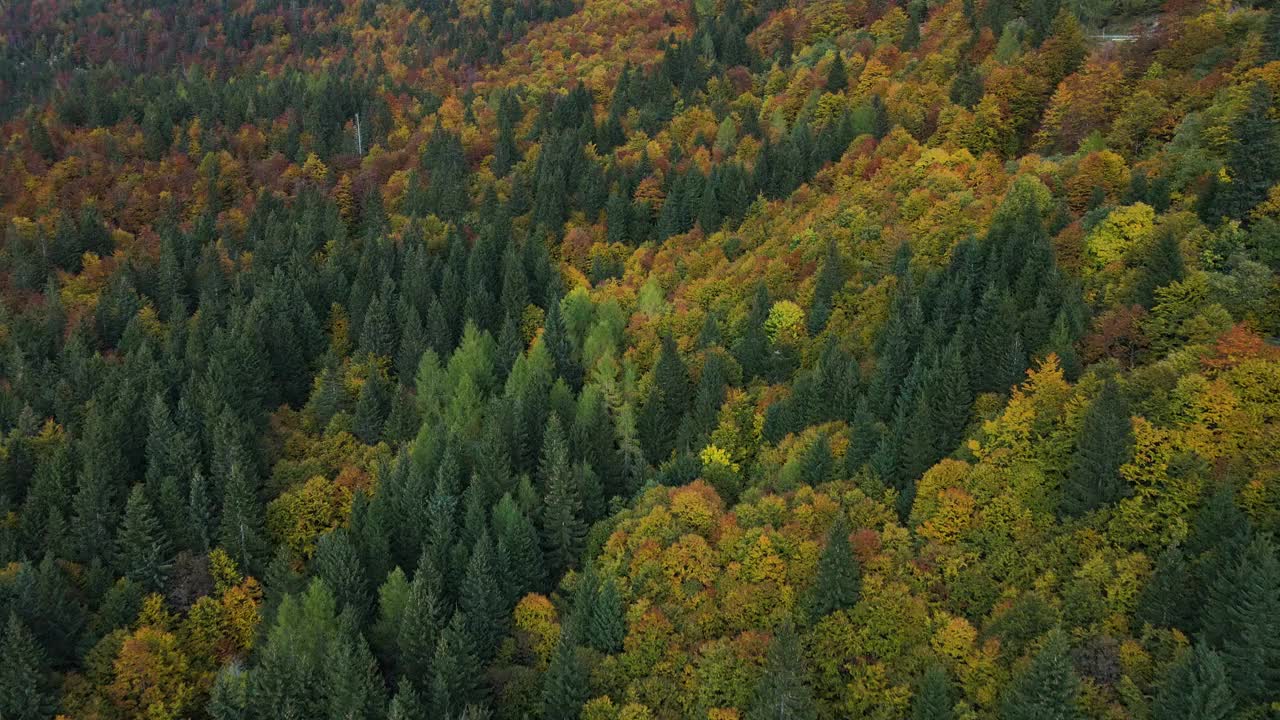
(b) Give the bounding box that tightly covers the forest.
[0,0,1278,717]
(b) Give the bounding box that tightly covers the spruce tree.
[588,577,626,654]
[430,611,483,719]
[1221,82,1280,222]
[387,682,428,720]
[747,621,817,720]
[313,528,371,623]
[1000,632,1082,720]
[1061,380,1132,517]
[0,612,52,720]
[397,561,444,681]
[218,461,268,574]
[542,635,589,720]
[826,52,847,92]
[115,484,172,592]
[541,416,586,576]
[1150,643,1234,720]
[493,493,546,599]
[325,611,387,720]
[912,665,955,720]
[208,663,250,720]
[1202,535,1280,707]
[1136,231,1185,308]
[1267,6,1280,63]
[460,532,505,659]
[805,514,861,622]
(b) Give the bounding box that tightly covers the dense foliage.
[1,0,1279,718]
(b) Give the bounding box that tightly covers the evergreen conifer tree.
[542,635,589,720]
[805,514,861,622]
[1201,535,1280,707]
[747,621,817,720]
[115,484,171,591]
[1151,643,1234,720]
[218,461,268,574]
[912,665,955,720]
[588,577,626,654]
[0,612,52,720]
[1061,380,1132,517]
[1000,632,1082,720]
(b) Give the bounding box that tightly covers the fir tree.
[1267,6,1280,64]
[1061,380,1132,517]
[805,514,861,622]
[430,611,484,719]
[325,611,387,720]
[493,493,546,599]
[1202,535,1280,707]
[460,532,505,659]
[218,461,268,574]
[588,577,626,654]
[541,449,586,577]
[1220,82,1280,222]
[747,621,817,720]
[542,635,589,720]
[397,560,444,681]
[912,665,955,720]
[826,52,847,92]
[115,484,172,592]
[807,240,843,335]
[1136,231,1185,308]
[209,663,250,720]
[1000,632,1082,720]
[313,528,370,623]
[1150,643,1234,720]
[188,468,213,552]
[387,682,428,720]
[0,612,52,720]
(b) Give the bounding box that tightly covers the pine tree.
[542,636,589,720]
[1150,643,1234,720]
[805,514,861,622]
[0,612,52,720]
[1202,535,1280,707]
[115,484,172,591]
[1061,380,1132,517]
[1000,632,1082,720]
[747,621,817,720]
[912,665,955,720]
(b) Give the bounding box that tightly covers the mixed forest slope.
[0,0,1279,718]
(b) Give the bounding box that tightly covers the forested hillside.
[0,0,1278,718]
